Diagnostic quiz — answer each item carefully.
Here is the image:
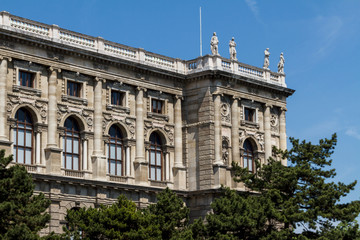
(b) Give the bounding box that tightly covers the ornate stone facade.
[0,12,294,234]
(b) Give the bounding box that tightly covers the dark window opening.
[67,81,81,97]
[244,108,255,122]
[151,99,163,114]
[19,70,34,88]
[111,91,125,106]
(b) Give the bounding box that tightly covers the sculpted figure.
[263,48,270,69]
[229,37,237,61]
[210,32,219,55]
[277,52,285,73]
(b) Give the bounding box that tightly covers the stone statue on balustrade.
[263,48,270,69]
[210,32,219,56]
[277,52,285,73]
[229,37,237,61]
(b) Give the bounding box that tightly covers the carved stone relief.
[144,120,174,145]
[239,129,264,151]
[7,94,47,123]
[221,96,231,123]
[102,112,135,139]
[222,136,230,164]
[57,104,94,131]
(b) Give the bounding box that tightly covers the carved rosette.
[270,114,278,132]
[221,97,231,123]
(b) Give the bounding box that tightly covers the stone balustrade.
[0,11,286,87]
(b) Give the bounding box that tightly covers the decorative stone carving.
[6,94,47,123]
[144,120,174,145]
[220,96,231,123]
[263,48,270,69]
[277,52,285,73]
[102,112,136,140]
[229,37,237,61]
[239,129,264,151]
[210,32,219,56]
[222,136,230,164]
[57,104,94,130]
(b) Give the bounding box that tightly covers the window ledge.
[147,112,169,122]
[106,104,130,114]
[241,120,259,128]
[108,174,130,183]
[62,169,85,178]
[61,94,88,106]
[149,180,168,187]
[13,85,41,97]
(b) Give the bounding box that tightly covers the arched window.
[149,132,163,181]
[243,139,254,172]
[63,117,80,170]
[13,108,33,164]
[108,125,124,176]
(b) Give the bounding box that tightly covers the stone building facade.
[0,12,294,234]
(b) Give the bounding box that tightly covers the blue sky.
[2,1,360,201]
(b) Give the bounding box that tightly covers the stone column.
[231,97,240,164]
[213,93,223,165]
[47,67,60,147]
[91,77,106,180]
[264,104,271,162]
[0,56,10,143]
[134,87,147,183]
[126,146,130,176]
[135,87,145,162]
[45,67,62,174]
[279,107,287,166]
[174,96,183,168]
[93,77,103,155]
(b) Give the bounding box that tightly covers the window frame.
[107,125,124,176]
[151,98,164,114]
[63,117,81,171]
[244,107,256,122]
[149,132,163,181]
[18,70,35,88]
[110,90,125,106]
[243,139,255,172]
[13,108,34,165]
[67,80,82,98]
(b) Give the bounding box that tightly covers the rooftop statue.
[277,52,285,73]
[263,48,270,69]
[210,32,219,56]
[229,37,237,61]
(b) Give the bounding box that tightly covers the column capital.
[232,96,241,101]
[264,103,272,109]
[0,55,12,62]
[136,86,147,92]
[174,95,183,100]
[94,76,106,83]
[48,66,61,73]
[280,106,287,112]
[212,91,223,97]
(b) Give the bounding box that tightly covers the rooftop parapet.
[0,11,286,87]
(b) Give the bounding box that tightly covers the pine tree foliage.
[0,150,51,240]
[206,134,360,239]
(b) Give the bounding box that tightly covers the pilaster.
[231,97,240,164]
[279,107,287,166]
[264,104,271,162]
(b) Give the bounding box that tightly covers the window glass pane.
[110,160,116,175]
[18,129,25,146]
[66,155,72,169]
[244,157,248,168]
[156,152,161,166]
[157,101,162,113]
[73,139,79,154]
[66,138,72,153]
[116,162,122,176]
[152,100,156,112]
[25,130,32,147]
[156,168,161,181]
[110,144,115,159]
[150,167,155,180]
[73,156,79,171]
[150,151,155,164]
[25,149,32,164]
[13,130,17,146]
[18,148,24,164]
[117,146,122,160]
[249,159,253,171]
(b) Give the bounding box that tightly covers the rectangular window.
[111,91,124,106]
[244,108,255,122]
[67,81,81,97]
[19,70,34,88]
[151,99,163,114]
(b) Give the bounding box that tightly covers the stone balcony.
[0,11,286,87]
